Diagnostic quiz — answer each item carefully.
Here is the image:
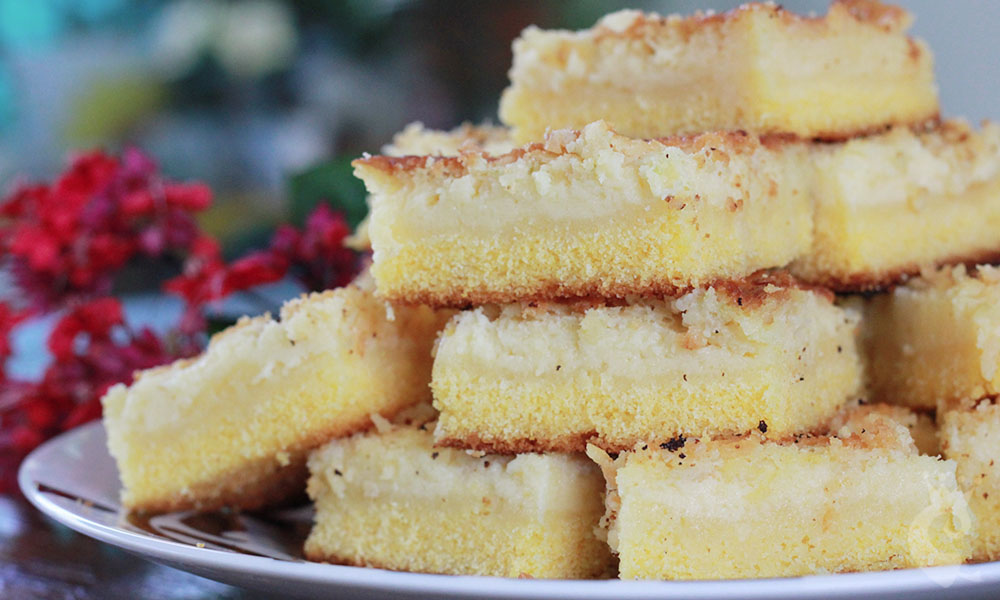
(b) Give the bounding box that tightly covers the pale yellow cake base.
[940,399,1000,561]
[305,422,612,578]
[102,276,450,513]
[499,3,937,142]
[357,122,812,306]
[591,406,973,580]
[791,121,1000,291]
[433,274,861,452]
[863,265,1000,410]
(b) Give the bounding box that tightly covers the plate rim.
[18,421,1000,600]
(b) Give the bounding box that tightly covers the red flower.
[0,302,26,370]
[0,299,180,493]
[164,183,212,212]
[270,203,358,292]
[0,149,365,494]
[47,298,125,360]
[0,148,213,307]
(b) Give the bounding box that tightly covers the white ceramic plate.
[18,422,1000,600]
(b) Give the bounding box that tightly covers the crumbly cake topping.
[467,270,832,320]
[354,121,778,176]
[590,0,912,42]
[613,403,916,463]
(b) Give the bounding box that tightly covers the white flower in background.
[151,0,296,81]
[151,0,224,78]
[215,0,297,80]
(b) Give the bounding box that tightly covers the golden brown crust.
[123,407,412,515]
[938,395,998,415]
[382,278,683,309]
[436,427,826,455]
[434,431,596,454]
[710,270,835,307]
[304,551,616,579]
[834,0,910,31]
[384,269,830,310]
[436,405,900,456]
[798,247,1000,293]
[806,115,940,143]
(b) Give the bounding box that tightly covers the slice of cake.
[103,275,450,513]
[863,265,1000,410]
[499,1,937,143]
[305,417,612,578]
[791,120,1000,291]
[355,121,812,306]
[940,399,1000,561]
[432,272,861,452]
[591,405,973,580]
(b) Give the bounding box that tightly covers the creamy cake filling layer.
[432,277,861,451]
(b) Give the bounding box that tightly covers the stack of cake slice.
[311,0,987,579]
[103,0,1000,581]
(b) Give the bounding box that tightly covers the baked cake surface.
[356,121,812,306]
[433,272,861,452]
[591,404,973,580]
[499,1,937,143]
[863,265,1000,410]
[346,123,514,252]
[791,120,1000,291]
[940,399,1000,561]
[305,418,612,578]
[102,275,450,513]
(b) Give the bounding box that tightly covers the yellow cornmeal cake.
[433,272,861,452]
[305,418,612,578]
[355,120,812,306]
[102,275,450,514]
[791,120,1000,291]
[345,122,515,252]
[940,399,1000,561]
[499,1,937,143]
[590,405,974,580]
[864,265,1000,410]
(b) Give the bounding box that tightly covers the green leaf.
[287,156,368,228]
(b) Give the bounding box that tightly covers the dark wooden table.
[0,494,272,600]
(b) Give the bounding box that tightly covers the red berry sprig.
[0,149,359,492]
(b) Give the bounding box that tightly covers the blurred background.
[0,0,995,245]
